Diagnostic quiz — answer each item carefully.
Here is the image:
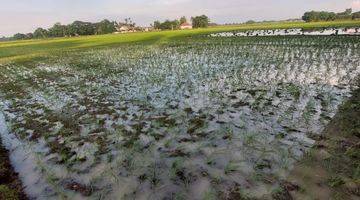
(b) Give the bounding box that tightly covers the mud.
[0,139,28,200]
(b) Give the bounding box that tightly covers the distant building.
[115,23,136,33]
[180,22,193,30]
[115,25,134,33]
[117,26,130,32]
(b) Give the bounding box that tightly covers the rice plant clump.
[0,36,359,199]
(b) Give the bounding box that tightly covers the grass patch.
[0,185,19,200]
[1,20,359,63]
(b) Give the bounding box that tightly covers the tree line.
[302,8,360,22]
[6,15,210,41]
[5,8,358,41]
[153,15,210,30]
[11,19,117,40]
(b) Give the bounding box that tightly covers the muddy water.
[0,111,55,199]
[0,36,359,199]
[210,28,360,37]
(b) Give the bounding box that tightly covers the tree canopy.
[153,19,181,30]
[353,11,360,20]
[180,16,187,24]
[153,15,210,30]
[159,20,180,30]
[191,15,210,28]
[302,8,356,22]
[33,28,48,38]
[13,33,28,40]
[96,20,117,35]
[11,19,117,40]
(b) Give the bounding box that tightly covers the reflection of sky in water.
[211,28,360,37]
[0,37,359,199]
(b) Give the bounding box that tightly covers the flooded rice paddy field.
[0,36,360,199]
[210,27,360,37]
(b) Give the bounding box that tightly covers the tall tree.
[336,8,353,20]
[68,21,96,36]
[180,16,187,24]
[96,19,116,34]
[48,22,67,37]
[353,11,360,19]
[153,21,161,30]
[124,18,136,27]
[343,8,352,15]
[33,28,48,38]
[191,15,210,28]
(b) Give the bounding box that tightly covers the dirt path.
[278,82,360,200]
[0,139,28,200]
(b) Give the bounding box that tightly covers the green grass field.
[0,20,360,63]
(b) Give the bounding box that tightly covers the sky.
[1,0,360,36]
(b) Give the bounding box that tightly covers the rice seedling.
[0,34,359,199]
[225,162,239,174]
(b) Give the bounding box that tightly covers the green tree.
[0,36,8,41]
[123,17,136,28]
[180,16,187,24]
[302,8,355,22]
[191,15,210,28]
[67,21,95,36]
[25,33,33,39]
[353,11,360,19]
[343,8,352,15]
[95,19,116,34]
[153,21,161,29]
[13,33,27,40]
[153,20,180,30]
[245,20,256,24]
[48,22,67,37]
[302,11,336,22]
[160,20,180,30]
[33,28,48,38]
[336,8,353,20]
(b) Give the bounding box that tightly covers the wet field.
[210,27,360,37]
[0,35,359,199]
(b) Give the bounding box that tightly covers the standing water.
[0,35,359,199]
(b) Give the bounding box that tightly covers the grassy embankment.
[0,20,360,63]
